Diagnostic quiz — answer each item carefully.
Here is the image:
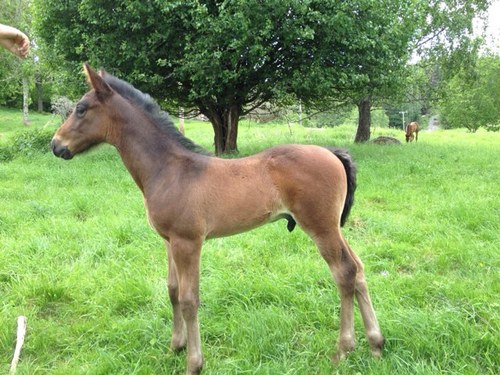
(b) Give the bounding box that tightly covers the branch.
[415,27,447,49]
[241,97,272,115]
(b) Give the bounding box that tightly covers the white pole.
[400,111,406,131]
[9,316,27,375]
[298,100,302,126]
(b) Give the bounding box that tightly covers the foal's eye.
[75,103,87,118]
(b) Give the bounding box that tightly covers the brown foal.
[51,64,384,374]
[405,121,420,142]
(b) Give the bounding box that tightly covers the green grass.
[0,108,60,142]
[1,109,499,374]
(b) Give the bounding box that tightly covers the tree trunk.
[179,107,185,135]
[224,105,239,153]
[209,111,225,155]
[36,72,43,112]
[203,105,240,155]
[355,97,371,143]
[22,76,30,126]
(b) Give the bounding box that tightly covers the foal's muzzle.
[51,139,74,160]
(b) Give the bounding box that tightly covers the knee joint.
[179,296,200,316]
[168,283,179,302]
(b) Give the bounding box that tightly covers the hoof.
[332,336,355,364]
[368,332,385,359]
[332,350,348,364]
[371,347,383,359]
[332,345,353,364]
[370,339,384,359]
[171,336,187,352]
[186,355,203,375]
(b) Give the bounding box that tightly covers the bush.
[0,145,14,162]
[51,96,75,122]
[485,123,500,132]
[10,128,54,157]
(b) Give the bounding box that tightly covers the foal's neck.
[110,105,193,193]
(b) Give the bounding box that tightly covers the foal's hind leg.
[166,241,187,351]
[308,229,383,361]
[344,242,384,357]
[312,232,358,362]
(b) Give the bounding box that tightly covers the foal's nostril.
[51,139,57,154]
[51,139,62,156]
[51,139,73,160]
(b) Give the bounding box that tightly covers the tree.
[32,0,413,151]
[439,55,500,132]
[348,0,491,142]
[33,0,324,153]
[33,0,490,152]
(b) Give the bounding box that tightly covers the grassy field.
[0,108,498,374]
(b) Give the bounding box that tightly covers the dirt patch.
[371,136,402,145]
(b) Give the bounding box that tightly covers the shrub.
[485,123,500,132]
[51,96,75,122]
[10,128,54,157]
[0,145,14,162]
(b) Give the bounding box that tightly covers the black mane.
[103,73,210,155]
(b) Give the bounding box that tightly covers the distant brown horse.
[51,64,384,375]
[405,121,419,142]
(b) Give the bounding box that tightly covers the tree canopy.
[439,55,500,132]
[32,0,492,152]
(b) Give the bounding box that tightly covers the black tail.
[327,148,357,227]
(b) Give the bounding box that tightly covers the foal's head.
[52,64,116,160]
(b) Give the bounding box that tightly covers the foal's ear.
[83,63,112,101]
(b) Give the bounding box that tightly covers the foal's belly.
[204,208,276,239]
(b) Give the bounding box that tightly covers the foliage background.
[439,55,500,132]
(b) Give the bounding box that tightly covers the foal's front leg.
[169,236,203,375]
[166,241,187,351]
